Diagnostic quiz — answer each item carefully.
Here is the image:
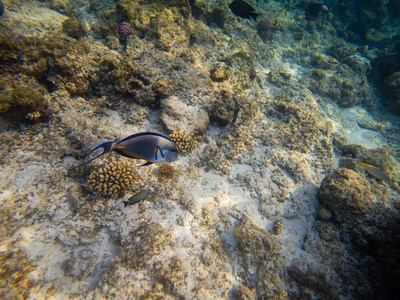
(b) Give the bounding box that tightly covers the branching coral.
[87,161,141,197]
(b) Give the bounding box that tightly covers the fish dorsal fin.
[117,132,171,144]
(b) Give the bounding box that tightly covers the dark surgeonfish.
[124,190,151,208]
[305,3,328,20]
[229,0,260,21]
[70,132,178,170]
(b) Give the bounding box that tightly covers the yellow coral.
[169,131,199,153]
[87,161,141,197]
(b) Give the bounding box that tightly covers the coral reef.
[210,62,231,82]
[0,245,36,299]
[383,72,400,114]
[61,17,88,39]
[158,163,175,179]
[146,8,190,51]
[169,131,199,153]
[160,96,209,135]
[87,161,141,197]
[119,23,135,42]
[271,219,282,235]
[0,74,49,122]
[121,221,169,270]
[1,0,400,299]
[234,217,281,268]
[210,88,239,126]
[233,217,284,296]
[319,168,400,297]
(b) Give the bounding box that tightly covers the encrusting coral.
[87,161,141,197]
[169,131,199,153]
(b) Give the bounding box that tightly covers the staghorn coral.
[169,131,199,153]
[87,161,141,197]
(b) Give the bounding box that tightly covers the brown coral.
[87,161,141,197]
[169,131,199,153]
[158,163,175,179]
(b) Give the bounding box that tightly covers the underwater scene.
[1,0,400,298]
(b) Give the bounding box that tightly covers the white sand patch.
[337,106,389,148]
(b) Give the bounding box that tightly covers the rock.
[0,74,49,122]
[318,168,377,227]
[318,168,400,296]
[228,285,256,300]
[342,54,371,75]
[233,216,281,268]
[210,63,231,82]
[160,96,209,135]
[383,71,400,115]
[62,17,88,39]
[210,89,238,126]
[317,208,332,221]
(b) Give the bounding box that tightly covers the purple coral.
[257,17,274,41]
[119,23,134,42]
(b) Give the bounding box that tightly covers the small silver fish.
[71,132,178,170]
[359,162,391,182]
[124,190,151,207]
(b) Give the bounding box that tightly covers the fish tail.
[87,141,115,156]
[69,141,115,171]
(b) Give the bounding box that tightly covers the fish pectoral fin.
[141,161,154,167]
[154,146,165,160]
